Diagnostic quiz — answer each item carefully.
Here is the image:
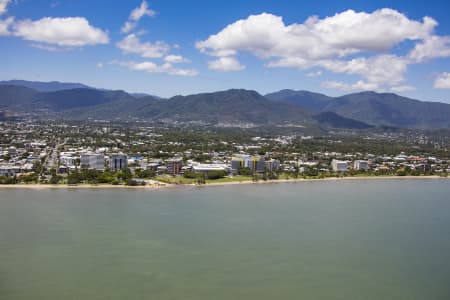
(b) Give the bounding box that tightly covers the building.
[60,155,76,167]
[192,163,228,175]
[231,157,245,174]
[8,146,17,155]
[110,154,128,171]
[247,156,265,173]
[353,160,369,171]
[166,158,183,175]
[332,159,348,172]
[0,164,20,177]
[231,155,265,174]
[80,154,105,171]
[265,159,281,172]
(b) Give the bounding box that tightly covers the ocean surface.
[0,179,449,300]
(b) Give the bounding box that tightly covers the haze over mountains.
[0,80,449,129]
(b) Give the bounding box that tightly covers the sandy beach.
[200,175,448,187]
[0,175,447,190]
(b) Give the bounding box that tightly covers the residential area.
[0,120,449,185]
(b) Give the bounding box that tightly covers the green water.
[0,180,449,300]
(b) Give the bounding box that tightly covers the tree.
[125,179,138,186]
[49,175,62,184]
[0,176,17,184]
[135,169,156,178]
[117,168,132,181]
[184,172,200,179]
[396,168,407,176]
[238,167,253,176]
[206,170,227,180]
[67,170,82,184]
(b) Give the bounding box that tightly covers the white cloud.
[116,5,193,71]
[196,9,450,90]
[409,36,450,62]
[319,55,410,88]
[197,9,435,61]
[13,17,109,47]
[121,21,136,34]
[96,62,104,68]
[321,80,378,92]
[390,85,416,92]
[30,43,72,52]
[164,55,190,63]
[0,15,12,35]
[434,72,450,89]
[111,60,198,76]
[0,0,11,15]
[121,1,155,33]
[208,57,245,72]
[130,1,155,21]
[306,70,322,77]
[117,34,170,58]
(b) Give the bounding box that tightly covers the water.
[0,179,449,300]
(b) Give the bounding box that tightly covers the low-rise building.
[60,155,76,167]
[192,163,228,175]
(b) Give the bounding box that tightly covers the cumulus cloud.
[409,36,450,62]
[121,1,155,33]
[434,72,450,89]
[319,55,410,88]
[197,10,435,61]
[117,33,170,58]
[13,17,109,47]
[196,8,450,90]
[110,60,198,76]
[0,15,12,35]
[0,0,11,15]
[208,56,245,71]
[164,55,190,63]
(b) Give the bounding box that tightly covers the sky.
[1,0,450,102]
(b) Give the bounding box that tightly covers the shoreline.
[201,175,448,187]
[0,175,447,190]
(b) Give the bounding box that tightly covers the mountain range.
[1,80,449,129]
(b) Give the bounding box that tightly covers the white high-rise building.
[354,160,369,171]
[331,159,348,172]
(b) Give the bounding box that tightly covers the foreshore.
[0,175,447,190]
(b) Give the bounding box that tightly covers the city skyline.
[1,0,450,102]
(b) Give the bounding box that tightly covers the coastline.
[0,175,447,190]
[200,175,448,187]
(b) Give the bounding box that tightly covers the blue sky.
[1,0,450,102]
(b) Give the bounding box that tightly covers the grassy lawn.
[154,176,197,184]
[205,176,253,184]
